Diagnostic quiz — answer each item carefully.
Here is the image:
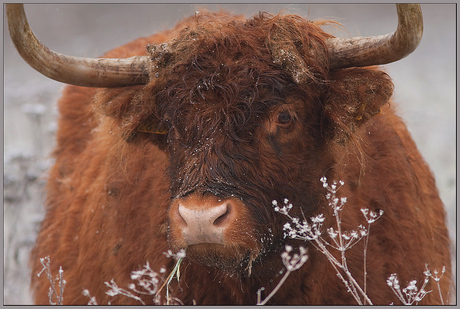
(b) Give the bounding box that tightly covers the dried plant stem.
[273,178,381,306]
[257,270,292,305]
[312,238,372,305]
[37,256,66,305]
[325,184,373,306]
[257,246,308,305]
[156,257,183,305]
[437,281,444,305]
[387,272,430,305]
[58,267,65,305]
[363,223,370,305]
[432,265,446,305]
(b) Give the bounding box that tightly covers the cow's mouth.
[183,243,258,274]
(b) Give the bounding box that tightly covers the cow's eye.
[276,111,292,126]
[163,114,173,129]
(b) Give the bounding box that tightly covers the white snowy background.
[3,4,456,304]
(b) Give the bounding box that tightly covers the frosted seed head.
[423,268,431,277]
[300,255,309,263]
[327,227,338,238]
[406,280,417,291]
[359,226,368,237]
[106,290,118,297]
[177,249,186,259]
[387,273,398,288]
[350,230,358,239]
[281,252,289,261]
[311,214,325,223]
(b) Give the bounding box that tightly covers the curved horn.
[6,4,150,87]
[328,4,423,69]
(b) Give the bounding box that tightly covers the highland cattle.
[7,3,453,305]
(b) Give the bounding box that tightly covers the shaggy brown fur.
[30,11,452,305]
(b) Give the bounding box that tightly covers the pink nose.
[177,201,232,245]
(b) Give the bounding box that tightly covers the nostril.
[213,204,231,226]
[177,204,189,227]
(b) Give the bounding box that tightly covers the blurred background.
[3,4,456,304]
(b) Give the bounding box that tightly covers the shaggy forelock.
[146,11,332,217]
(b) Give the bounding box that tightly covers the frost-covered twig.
[424,264,446,305]
[360,208,384,304]
[101,249,186,305]
[429,265,446,305]
[37,256,66,305]
[387,272,430,305]
[386,264,447,305]
[82,289,98,305]
[272,177,383,305]
[105,278,147,305]
[257,245,308,305]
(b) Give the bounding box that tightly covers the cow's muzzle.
[175,199,232,245]
[167,192,260,271]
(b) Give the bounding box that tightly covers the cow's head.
[7,4,421,275]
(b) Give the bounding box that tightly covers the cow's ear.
[96,84,168,145]
[323,68,394,144]
[121,115,168,145]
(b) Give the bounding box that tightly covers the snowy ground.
[3,4,456,305]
